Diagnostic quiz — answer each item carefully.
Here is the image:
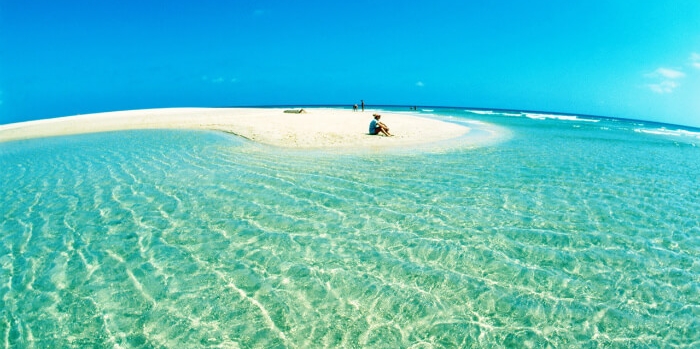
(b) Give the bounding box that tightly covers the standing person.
[353,104,358,112]
[361,100,365,112]
[369,114,392,136]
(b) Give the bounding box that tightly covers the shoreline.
[0,107,501,150]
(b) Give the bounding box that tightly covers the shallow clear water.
[1,109,699,348]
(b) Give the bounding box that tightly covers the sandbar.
[0,108,490,150]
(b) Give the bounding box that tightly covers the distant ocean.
[1,107,698,347]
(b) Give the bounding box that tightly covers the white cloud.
[645,67,685,94]
[649,67,685,79]
[647,80,679,94]
[202,76,237,84]
[415,81,424,87]
[691,53,700,69]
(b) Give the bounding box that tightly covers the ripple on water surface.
[0,124,698,348]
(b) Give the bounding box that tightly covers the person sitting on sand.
[369,114,393,136]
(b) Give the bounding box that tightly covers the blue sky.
[2,0,700,127]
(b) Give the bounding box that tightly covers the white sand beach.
[0,108,478,150]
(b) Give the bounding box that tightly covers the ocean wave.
[523,113,600,122]
[466,110,524,117]
[634,127,700,139]
[466,109,600,122]
[465,110,496,115]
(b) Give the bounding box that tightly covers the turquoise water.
[1,109,699,348]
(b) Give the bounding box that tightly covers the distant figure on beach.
[369,114,393,136]
[361,100,365,112]
[353,104,358,112]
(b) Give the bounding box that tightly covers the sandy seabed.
[0,107,494,151]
